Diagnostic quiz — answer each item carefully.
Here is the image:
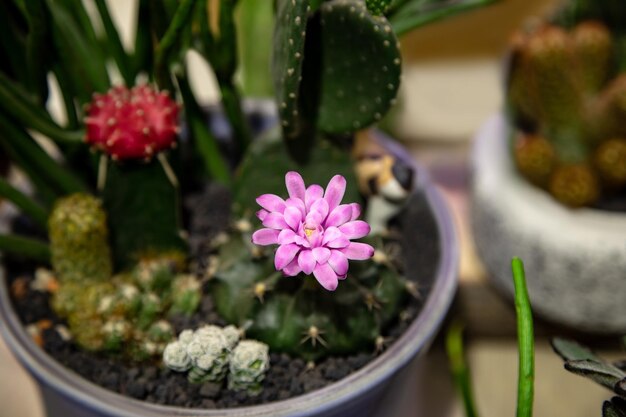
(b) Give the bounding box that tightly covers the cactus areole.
[252,172,374,291]
[84,85,180,160]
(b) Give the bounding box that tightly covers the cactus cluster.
[553,338,626,417]
[48,194,201,359]
[507,21,626,207]
[163,325,270,395]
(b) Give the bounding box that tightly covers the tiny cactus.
[48,193,112,284]
[85,85,179,161]
[507,20,626,206]
[163,325,270,389]
[228,340,270,395]
[366,0,392,16]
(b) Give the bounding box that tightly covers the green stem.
[94,0,133,86]
[154,0,195,89]
[0,234,50,263]
[446,321,479,417]
[512,257,534,417]
[0,72,83,143]
[220,80,252,153]
[51,64,79,129]
[0,178,48,228]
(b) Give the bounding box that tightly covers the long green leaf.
[94,0,133,86]
[154,0,195,88]
[388,0,499,37]
[511,257,534,417]
[446,321,479,417]
[177,74,231,185]
[24,0,51,104]
[0,72,83,143]
[0,1,30,88]
[0,178,48,228]
[0,234,50,263]
[0,111,87,195]
[132,0,154,78]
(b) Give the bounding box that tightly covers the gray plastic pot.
[471,114,626,333]
[0,130,458,417]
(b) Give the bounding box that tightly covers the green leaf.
[564,360,626,390]
[388,0,499,37]
[552,338,603,362]
[0,234,50,263]
[154,0,195,88]
[0,178,48,228]
[604,398,626,417]
[94,0,133,86]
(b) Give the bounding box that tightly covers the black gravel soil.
[6,185,438,410]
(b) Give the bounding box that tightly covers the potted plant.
[471,0,626,333]
[0,0,494,415]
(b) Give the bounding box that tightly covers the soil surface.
[6,185,439,409]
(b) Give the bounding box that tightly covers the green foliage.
[552,337,626,417]
[367,0,393,16]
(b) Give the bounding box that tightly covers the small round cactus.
[84,85,179,160]
[228,340,270,395]
[163,341,192,372]
[514,134,556,187]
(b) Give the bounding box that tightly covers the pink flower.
[252,172,374,291]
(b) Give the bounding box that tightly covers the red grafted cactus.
[84,85,180,160]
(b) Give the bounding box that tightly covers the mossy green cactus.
[507,20,626,206]
[48,193,112,284]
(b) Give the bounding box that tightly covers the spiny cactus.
[84,85,179,161]
[507,20,626,206]
[366,0,392,16]
[317,0,401,134]
[163,324,269,391]
[48,193,112,284]
[552,338,626,417]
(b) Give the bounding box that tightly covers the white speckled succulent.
[228,340,270,396]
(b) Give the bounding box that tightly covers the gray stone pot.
[471,114,626,333]
[0,131,458,417]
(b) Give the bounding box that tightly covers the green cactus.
[366,0,392,16]
[507,20,626,206]
[316,0,401,134]
[48,193,112,284]
[210,229,411,361]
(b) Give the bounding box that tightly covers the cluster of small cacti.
[553,337,626,417]
[163,325,270,395]
[48,194,201,359]
[507,20,626,207]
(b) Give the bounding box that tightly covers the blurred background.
[0,0,621,416]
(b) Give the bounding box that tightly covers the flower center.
[304,226,316,238]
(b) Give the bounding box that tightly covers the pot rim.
[0,132,458,417]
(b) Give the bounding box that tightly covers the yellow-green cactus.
[48,193,112,284]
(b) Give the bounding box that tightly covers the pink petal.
[285,171,305,200]
[256,209,269,222]
[324,175,346,212]
[326,235,350,249]
[313,263,339,291]
[328,250,348,276]
[338,221,371,239]
[282,258,302,276]
[285,197,306,217]
[312,247,331,264]
[251,229,280,246]
[262,212,288,230]
[278,229,297,244]
[307,198,329,224]
[305,184,324,210]
[256,194,286,213]
[275,243,301,270]
[325,204,353,227]
[322,227,342,245]
[298,250,316,275]
[284,206,303,231]
[341,242,374,260]
[349,203,361,221]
